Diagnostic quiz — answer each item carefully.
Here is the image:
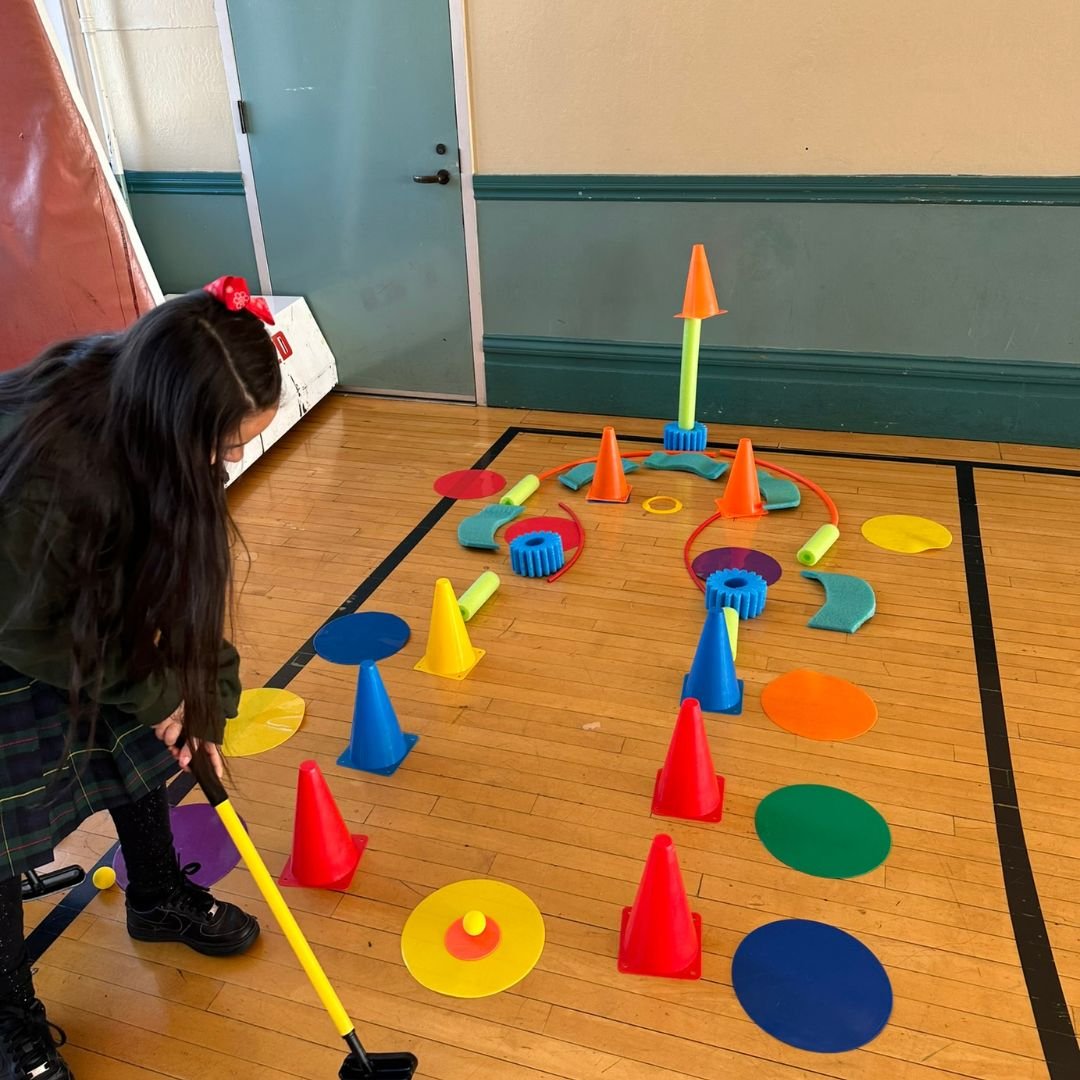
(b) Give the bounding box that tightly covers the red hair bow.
[203,276,275,325]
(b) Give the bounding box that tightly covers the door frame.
[213,0,487,405]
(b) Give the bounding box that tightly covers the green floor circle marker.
[755,785,891,879]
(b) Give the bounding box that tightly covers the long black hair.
[0,289,281,764]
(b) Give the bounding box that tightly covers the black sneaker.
[0,1000,73,1080]
[126,862,260,957]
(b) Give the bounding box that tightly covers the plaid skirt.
[0,664,177,882]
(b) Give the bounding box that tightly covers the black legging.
[0,785,179,1007]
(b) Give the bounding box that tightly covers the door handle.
[413,169,451,185]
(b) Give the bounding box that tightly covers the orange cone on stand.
[714,437,765,519]
[676,243,726,320]
[588,426,632,503]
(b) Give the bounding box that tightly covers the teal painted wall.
[475,179,1080,445]
[125,173,258,295]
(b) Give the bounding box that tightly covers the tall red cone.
[279,760,367,890]
[652,699,725,822]
[587,426,632,503]
[715,437,765,519]
[618,834,702,979]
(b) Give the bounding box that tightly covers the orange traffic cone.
[714,437,765,519]
[279,761,367,890]
[652,699,725,822]
[618,834,702,979]
[676,243,726,320]
[588,426,632,503]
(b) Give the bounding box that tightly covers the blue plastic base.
[338,732,419,776]
[663,421,708,452]
[682,674,744,715]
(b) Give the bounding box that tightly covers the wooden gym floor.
[26,396,1080,1080]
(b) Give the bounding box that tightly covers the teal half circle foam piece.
[643,452,729,481]
[758,469,801,511]
[558,458,638,491]
[457,502,525,551]
[801,570,876,633]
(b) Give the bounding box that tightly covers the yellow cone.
[415,578,485,679]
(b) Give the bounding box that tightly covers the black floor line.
[955,464,1079,1075]
[26,424,1080,1074]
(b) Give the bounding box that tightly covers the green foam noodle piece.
[458,570,500,621]
[558,459,638,491]
[457,503,525,551]
[757,469,801,510]
[500,474,540,506]
[798,523,840,566]
[642,452,728,481]
[802,570,876,633]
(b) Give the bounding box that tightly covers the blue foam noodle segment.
[509,531,565,577]
[457,503,525,551]
[757,469,801,511]
[802,570,876,633]
[558,459,639,491]
[643,452,729,481]
[705,569,767,619]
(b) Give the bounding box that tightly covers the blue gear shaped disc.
[732,919,892,1053]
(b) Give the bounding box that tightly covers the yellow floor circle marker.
[861,514,953,554]
[643,495,683,515]
[401,879,545,998]
[222,688,306,757]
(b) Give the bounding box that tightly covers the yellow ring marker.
[861,514,953,554]
[222,688,306,757]
[401,879,545,999]
[643,495,683,516]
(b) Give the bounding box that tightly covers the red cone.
[279,760,367,890]
[652,699,725,822]
[618,834,702,979]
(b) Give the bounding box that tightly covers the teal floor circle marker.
[755,785,891,879]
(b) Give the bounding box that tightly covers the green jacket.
[0,414,241,743]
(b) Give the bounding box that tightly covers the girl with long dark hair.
[0,279,282,1079]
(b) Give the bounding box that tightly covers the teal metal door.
[226,1,475,397]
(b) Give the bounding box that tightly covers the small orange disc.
[761,669,877,741]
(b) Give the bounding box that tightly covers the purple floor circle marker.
[114,803,243,891]
[692,547,782,586]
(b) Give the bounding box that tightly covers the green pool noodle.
[801,570,876,633]
[457,503,524,551]
[458,571,500,621]
[757,469,801,510]
[677,318,702,429]
[723,606,739,660]
[643,452,728,481]
[558,459,639,491]
[500,474,540,506]
[797,524,840,566]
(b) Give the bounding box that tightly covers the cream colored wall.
[82,0,237,172]
[465,0,1080,175]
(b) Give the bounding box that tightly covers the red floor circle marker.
[445,914,502,960]
[505,516,580,552]
[434,469,507,500]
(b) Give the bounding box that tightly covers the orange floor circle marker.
[402,880,545,998]
[761,669,877,741]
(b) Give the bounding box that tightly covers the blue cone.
[338,659,419,776]
[682,607,743,714]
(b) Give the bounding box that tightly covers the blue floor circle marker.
[314,612,411,665]
[732,919,892,1053]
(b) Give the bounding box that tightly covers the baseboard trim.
[483,334,1080,447]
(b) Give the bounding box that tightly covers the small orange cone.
[714,437,765,519]
[279,761,367,890]
[588,426,632,503]
[675,244,726,320]
[652,699,725,822]
[618,834,702,979]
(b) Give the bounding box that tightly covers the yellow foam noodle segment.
[861,514,953,554]
[723,606,739,660]
[401,879,545,999]
[415,578,485,679]
[222,688,306,757]
[500,474,540,507]
[797,523,841,566]
[458,571,500,622]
